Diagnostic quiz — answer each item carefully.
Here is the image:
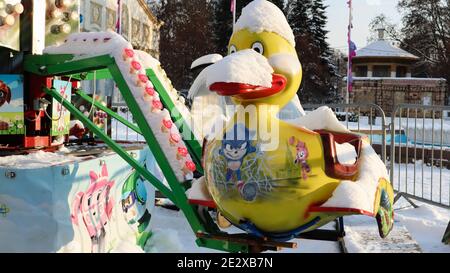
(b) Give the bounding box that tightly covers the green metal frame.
[25,53,248,253]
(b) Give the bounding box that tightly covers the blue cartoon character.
[121,166,155,249]
[220,124,258,201]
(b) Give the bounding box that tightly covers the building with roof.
[79,0,162,105]
[80,0,162,59]
[343,29,447,116]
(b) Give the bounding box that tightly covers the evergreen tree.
[212,0,287,55]
[156,0,216,90]
[287,0,336,103]
[398,0,449,98]
[310,0,331,62]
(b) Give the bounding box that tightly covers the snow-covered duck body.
[201,0,395,240]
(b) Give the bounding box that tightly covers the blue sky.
[324,0,402,52]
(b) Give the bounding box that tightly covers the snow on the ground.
[402,119,450,146]
[0,150,80,169]
[394,200,450,253]
[147,201,449,253]
[344,214,422,253]
[392,161,450,206]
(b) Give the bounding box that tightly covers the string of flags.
[231,0,237,31]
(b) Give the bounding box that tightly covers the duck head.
[208,0,302,109]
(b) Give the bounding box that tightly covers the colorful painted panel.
[51,80,72,136]
[0,74,24,135]
[0,147,160,253]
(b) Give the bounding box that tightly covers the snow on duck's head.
[234,0,295,47]
[208,0,302,105]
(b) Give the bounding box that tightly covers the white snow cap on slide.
[235,0,295,47]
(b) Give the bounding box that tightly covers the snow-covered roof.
[235,0,295,47]
[355,40,419,60]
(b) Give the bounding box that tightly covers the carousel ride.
[1,0,394,253]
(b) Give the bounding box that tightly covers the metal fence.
[305,103,450,208]
[110,105,145,142]
[389,104,450,208]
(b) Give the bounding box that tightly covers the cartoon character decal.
[289,137,311,180]
[121,167,154,249]
[71,164,115,253]
[220,124,259,201]
[0,203,10,217]
[56,87,69,132]
[0,80,11,108]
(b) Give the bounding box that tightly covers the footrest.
[196,232,297,252]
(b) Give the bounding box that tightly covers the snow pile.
[206,49,274,88]
[45,32,196,182]
[295,106,350,133]
[356,40,419,59]
[394,202,450,252]
[335,142,358,165]
[143,229,184,253]
[0,151,79,169]
[187,177,213,202]
[235,0,295,47]
[319,142,389,213]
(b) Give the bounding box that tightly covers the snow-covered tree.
[287,0,337,103]
[156,0,216,90]
[398,0,449,96]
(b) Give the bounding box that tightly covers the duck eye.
[229,45,237,55]
[251,42,264,55]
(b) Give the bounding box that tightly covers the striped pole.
[346,0,353,104]
[231,0,236,31]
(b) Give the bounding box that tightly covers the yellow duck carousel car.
[189,0,394,241]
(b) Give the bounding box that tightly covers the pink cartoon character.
[56,87,69,132]
[289,137,311,181]
[71,164,115,253]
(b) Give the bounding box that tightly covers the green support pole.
[44,87,176,203]
[75,89,142,135]
[107,63,207,234]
